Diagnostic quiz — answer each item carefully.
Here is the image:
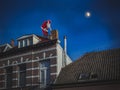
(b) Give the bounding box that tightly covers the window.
[40,69,46,84]
[29,38,33,45]
[19,64,26,87]
[18,37,33,48]
[79,73,90,80]
[24,39,27,47]
[40,60,50,87]
[6,67,13,88]
[19,40,23,48]
[90,73,98,79]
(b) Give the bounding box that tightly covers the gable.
[0,44,12,53]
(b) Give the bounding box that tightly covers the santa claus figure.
[41,20,51,36]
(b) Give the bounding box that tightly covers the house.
[0,30,72,90]
[52,48,120,90]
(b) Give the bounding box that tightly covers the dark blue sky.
[0,0,120,60]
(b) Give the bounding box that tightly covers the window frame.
[5,66,13,89]
[39,60,50,87]
[18,64,26,87]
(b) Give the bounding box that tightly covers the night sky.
[0,0,120,60]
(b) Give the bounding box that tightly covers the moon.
[85,12,91,18]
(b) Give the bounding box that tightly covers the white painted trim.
[3,45,8,52]
[57,43,63,51]
[23,40,25,47]
[26,75,39,78]
[0,47,56,61]
[13,71,18,73]
[33,56,57,62]
[50,73,57,75]
[0,43,12,52]
[13,67,39,73]
[40,68,47,86]
[17,34,39,40]
[18,41,20,48]
[0,56,57,69]
[13,78,18,80]
[26,84,39,86]
[26,67,39,71]
[50,64,57,67]
[43,52,46,59]
[56,43,60,75]
[0,43,12,48]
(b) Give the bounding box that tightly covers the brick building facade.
[0,30,72,90]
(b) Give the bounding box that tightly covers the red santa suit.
[41,20,51,36]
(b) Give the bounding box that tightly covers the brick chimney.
[10,39,15,47]
[50,30,59,40]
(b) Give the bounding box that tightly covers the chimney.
[64,36,67,54]
[10,39,15,47]
[63,36,67,67]
[50,30,59,40]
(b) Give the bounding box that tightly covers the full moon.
[85,12,91,18]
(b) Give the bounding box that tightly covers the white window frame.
[18,64,26,87]
[40,67,47,87]
[23,40,25,47]
[24,39,27,47]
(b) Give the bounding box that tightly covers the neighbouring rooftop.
[55,48,120,85]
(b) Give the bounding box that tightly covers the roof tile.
[55,48,120,84]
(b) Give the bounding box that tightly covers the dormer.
[17,34,41,48]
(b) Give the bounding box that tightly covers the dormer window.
[90,72,98,79]
[17,34,42,48]
[24,39,27,47]
[78,72,98,81]
[79,73,90,80]
[18,39,32,48]
[29,38,33,45]
[20,40,23,48]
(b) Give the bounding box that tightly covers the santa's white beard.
[47,23,51,28]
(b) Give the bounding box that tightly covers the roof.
[0,39,58,59]
[55,48,120,85]
[17,34,49,41]
[36,35,49,41]
[0,44,12,53]
[17,34,38,40]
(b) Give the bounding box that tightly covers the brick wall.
[0,44,58,89]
